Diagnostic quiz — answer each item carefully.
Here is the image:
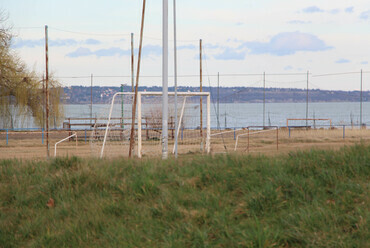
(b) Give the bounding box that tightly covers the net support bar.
[173,96,187,154]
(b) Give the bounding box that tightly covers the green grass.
[0,145,369,247]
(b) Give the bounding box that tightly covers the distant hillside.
[62,86,370,104]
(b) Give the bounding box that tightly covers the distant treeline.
[62,85,370,104]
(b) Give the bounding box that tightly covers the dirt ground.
[0,128,369,160]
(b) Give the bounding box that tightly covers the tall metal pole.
[225,109,227,128]
[121,84,124,129]
[306,71,309,128]
[131,33,134,93]
[162,0,169,159]
[129,0,146,158]
[42,74,45,129]
[200,39,203,139]
[90,73,93,125]
[173,0,178,158]
[217,72,220,130]
[360,69,363,126]
[263,72,266,127]
[45,25,50,158]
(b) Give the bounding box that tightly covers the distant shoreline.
[62,86,370,104]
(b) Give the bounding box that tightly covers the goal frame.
[100,91,211,158]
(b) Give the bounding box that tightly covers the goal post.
[99,91,211,158]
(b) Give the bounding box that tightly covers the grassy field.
[0,144,369,247]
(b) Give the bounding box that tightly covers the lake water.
[62,102,369,129]
[6,102,368,130]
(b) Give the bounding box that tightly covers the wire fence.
[1,69,369,134]
[1,124,369,159]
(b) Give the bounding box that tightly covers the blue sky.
[1,0,370,90]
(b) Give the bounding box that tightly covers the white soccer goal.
[96,91,211,158]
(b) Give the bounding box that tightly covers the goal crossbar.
[100,91,211,158]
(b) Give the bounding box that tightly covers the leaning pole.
[162,0,169,159]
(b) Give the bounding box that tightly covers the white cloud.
[238,32,332,56]
[336,58,350,64]
[66,47,93,58]
[302,6,324,13]
[66,45,161,58]
[177,44,196,50]
[345,7,354,13]
[329,9,340,15]
[288,20,311,25]
[360,10,370,20]
[12,38,101,48]
[213,48,246,60]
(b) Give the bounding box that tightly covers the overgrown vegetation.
[0,11,63,129]
[0,145,369,247]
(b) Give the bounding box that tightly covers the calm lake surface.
[9,102,368,130]
[62,102,369,129]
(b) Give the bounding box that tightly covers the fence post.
[145,121,149,140]
[289,127,291,138]
[6,129,8,146]
[247,127,250,153]
[85,129,87,143]
[276,127,279,150]
[343,125,345,139]
[42,128,44,144]
[234,128,236,140]
[181,127,184,141]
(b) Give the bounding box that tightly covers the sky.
[1,0,370,90]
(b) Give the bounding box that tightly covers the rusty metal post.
[45,25,50,158]
[360,69,363,127]
[131,33,135,93]
[91,74,93,126]
[217,72,220,130]
[171,116,174,139]
[145,117,149,140]
[276,127,279,150]
[263,72,265,127]
[247,127,250,153]
[68,118,71,138]
[121,84,124,129]
[200,39,203,139]
[129,0,146,158]
[42,75,45,129]
[306,71,309,129]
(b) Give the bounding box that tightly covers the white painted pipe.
[54,132,77,157]
[100,92,119,158]
[173,96,187,154]
[162,0,169,159]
